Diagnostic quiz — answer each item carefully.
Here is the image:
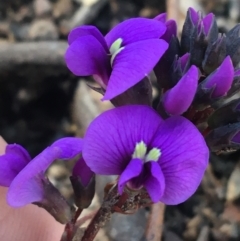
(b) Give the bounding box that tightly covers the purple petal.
[0,144,31,187]
[161,20,177,43]
[144,162,165,203]
[105,18,166,47]
[118,158,143,194]
[72,157,94,187]
[103,39,168,100]
[203,13,214,35]
[189,7,199,25]
[68,25,108,52]
[51,137,83,159]
[7,146,62,207]
[150,116,209,205]
[154,13,167,23]
[83,105,164,174]
[7,138,84,207]
[203,56,234,98]
[162,65,199,115]
[65,35,110,86]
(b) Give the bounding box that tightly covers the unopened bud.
[206,122,240,152]
[171,53,191,85]
[154,36,180,89]
[202,34,226,74]
[208,99,240,129]
[70,175,95,209]
[194,56,234,108]
[161,65,198,116]
[226,24,240,67]
[111,77,152,106]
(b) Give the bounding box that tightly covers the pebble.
[33,0,52,17]
[28,19,58,40]
[226,165,240,201]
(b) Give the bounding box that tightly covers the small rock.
[53,0,73,20]
[33,0,52,17]
[219,223,240,239]
[226,165,240,201]
[222,203,240,223]
[48,164,69,179]
[28,19,58,40]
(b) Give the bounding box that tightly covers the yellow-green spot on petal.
[109,38,123,55]
[132,141,147,159]
[110,47,124,66]
[145,148,161,162]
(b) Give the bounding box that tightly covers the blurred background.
[1,0,240,240]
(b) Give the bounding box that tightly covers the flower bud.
[181,8,218,67]
[70,175,95,209]
[190,14,218,67]
[206,122,240,152]
[181,7,199,53]
[154,14,177,43]
[194,56,234,108]
[154,36,180,89]
[111,77,152,106]
[208,99,240,129]
[202,34,226,75]
[226,24,240,67]
[161,65,198,116]
[69,157,95,209]
[226,69,240,98]
[170,53,191,85]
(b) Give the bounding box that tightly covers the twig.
[143,203,165,241]
[0,41,67,72]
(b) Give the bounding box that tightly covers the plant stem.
[81,184,120,241]
[143,203,165,241]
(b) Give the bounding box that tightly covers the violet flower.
[82,105,209,204]
[0,137,93,207]
[162,65,199,116]
[65,18,168,100]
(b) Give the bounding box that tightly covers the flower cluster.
[6,7,240,234]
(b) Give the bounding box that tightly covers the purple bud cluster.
[154,9,240,153]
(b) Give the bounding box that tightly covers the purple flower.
[65,18,168,100]
[200,56,234,98]
[0,138,93,207]
[82,105,209,204]
[162,65,199,116]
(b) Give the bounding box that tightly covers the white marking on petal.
[109,38,123,55]
[132,141,147,159]
[145,148,161,162]
[110,47,124,66]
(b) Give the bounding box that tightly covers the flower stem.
[81,184,120,241]
[64,208,84,241]
[143,202,165,241]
